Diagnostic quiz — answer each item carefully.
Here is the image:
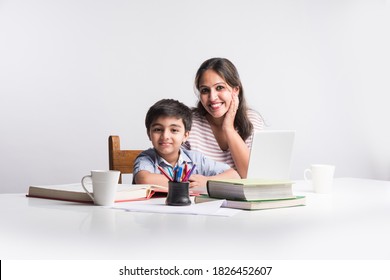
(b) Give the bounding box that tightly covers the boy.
[133,99,240,189]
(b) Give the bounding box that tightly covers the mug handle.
[303,169,312,183]
[81,175,95,202]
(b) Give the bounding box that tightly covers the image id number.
[212,266,272,276]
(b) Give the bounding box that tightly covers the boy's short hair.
[145,99,192,132]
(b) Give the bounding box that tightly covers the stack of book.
[195,178,305,210]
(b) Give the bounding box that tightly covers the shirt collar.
[155,148,193,168]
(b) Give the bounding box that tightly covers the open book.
[27,183,168,204]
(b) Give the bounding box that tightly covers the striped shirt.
[185,109,264,169]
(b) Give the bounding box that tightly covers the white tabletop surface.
[1,178,390,260]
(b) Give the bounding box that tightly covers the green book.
[206,178,295,201]
[195,194,306,210]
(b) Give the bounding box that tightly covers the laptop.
[246,130,295,180]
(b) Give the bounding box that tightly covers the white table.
[1,178,390,259]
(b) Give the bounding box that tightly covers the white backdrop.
[1,0,389,193]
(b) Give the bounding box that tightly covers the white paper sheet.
[110,199,241,217]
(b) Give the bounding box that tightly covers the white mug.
[81,170,120,206]
[304,164,335,194]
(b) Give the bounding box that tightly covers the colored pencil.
[182,164,196,182]
[157,165,173,181]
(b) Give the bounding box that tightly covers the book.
[195,194,306,210]
[27,183,168,204]
[206,178,294,201]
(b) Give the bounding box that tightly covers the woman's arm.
[224,129,250,178]
[222,92,250,178]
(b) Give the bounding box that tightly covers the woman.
[185,58,264,178]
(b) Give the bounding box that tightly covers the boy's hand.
[188,174,208,188]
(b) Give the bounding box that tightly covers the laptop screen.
[246,130,295,179]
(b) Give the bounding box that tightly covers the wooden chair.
[108,135,143,183]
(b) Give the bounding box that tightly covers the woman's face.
[198,69,239,119]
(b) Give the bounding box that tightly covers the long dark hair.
[194,57,253,141]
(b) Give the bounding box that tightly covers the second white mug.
[304,164,335,194]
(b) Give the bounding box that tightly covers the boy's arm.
[134,170,170,187]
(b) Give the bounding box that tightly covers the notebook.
[247,130,295,180]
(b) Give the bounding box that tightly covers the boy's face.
[148,116,189,162]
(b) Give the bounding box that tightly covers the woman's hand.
[222,91,239,132]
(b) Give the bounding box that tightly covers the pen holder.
[165,181,191,206]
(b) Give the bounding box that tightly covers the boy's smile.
[149,116,189,166]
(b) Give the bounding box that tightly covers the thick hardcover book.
[195,194,306,210]
[27,183,168,203]
[207,178,294,201]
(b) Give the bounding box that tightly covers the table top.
[1,178,390,260]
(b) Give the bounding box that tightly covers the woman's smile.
[209,101,224,111]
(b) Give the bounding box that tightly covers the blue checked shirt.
[133,147,231,180]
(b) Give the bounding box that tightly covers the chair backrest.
[108,135,143,183]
